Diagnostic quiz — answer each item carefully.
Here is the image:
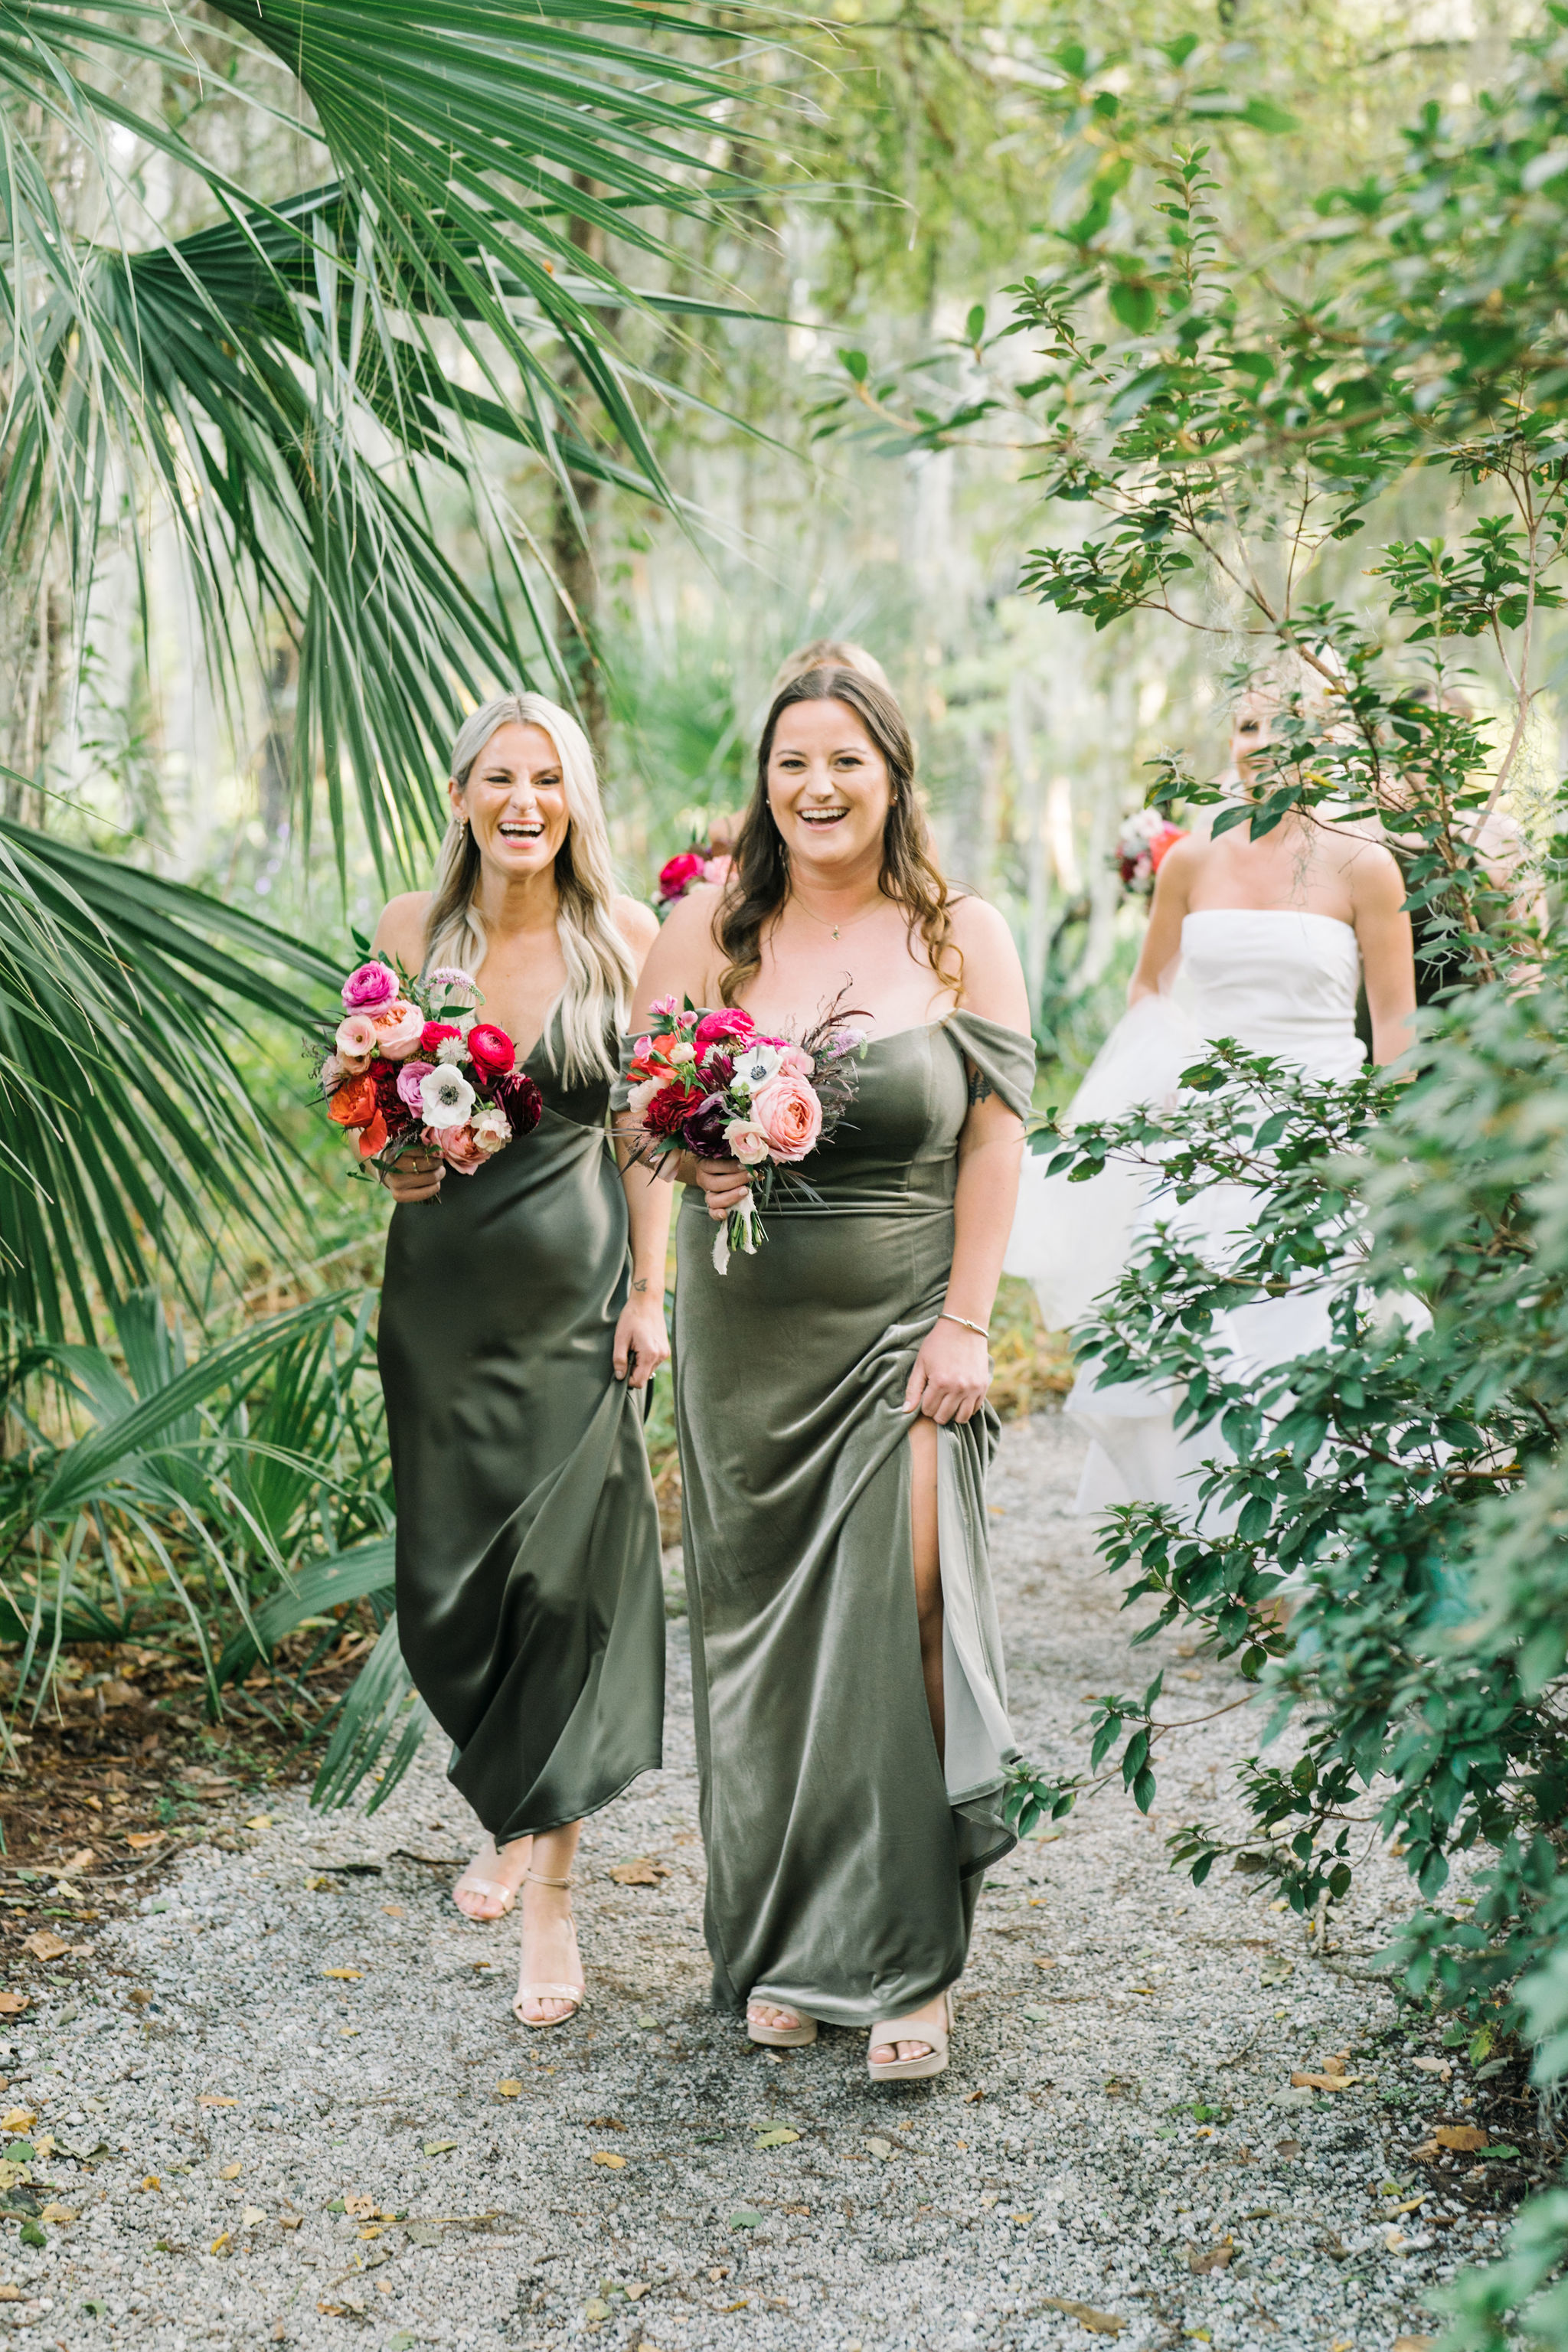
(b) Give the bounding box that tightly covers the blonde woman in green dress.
[628,668,1033,2079]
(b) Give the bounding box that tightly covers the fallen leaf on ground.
[624,2282,648,2299]
[497,2080,522,2099]
[381,1905,405,1919]
[0,2285,18,2301]
[245,1816,273,1831]
[755,2127,799,2149]
[1412,2057,1451,2079]
[1391,2338,1434,2351]
[241,2207,266,2228]
[0,1996,27,2017]
[1259,1955,1293,1986]
[322,1968,363,1981]
[57,1849,95,1875]
[279,2217,301,2231]
[210,2232,230,2254]
[20,1932,69,1964]
[423,2139,457,2157]
[1037,2297,1123,2336]
[139,2176,160,2193]
[1187,2238,1234,2275]
[1034,1958,1057,1969]
[729,2209,763,2230]
[1290,2071,1359,2092]
[344,2194,376,2217]
[1434,2125,1488,2152]
[608,1858,668,1886]
[198,2096,237,2109]
[0,2111,34,2134]
[964,2089,985,2105]
[1276,2138,1302,2158]
[590,2151,626,2169]
[865,2137,895,2160]
[37,2205,75,2224]
[129,1988,152,2007]
[124,1834,162,1851]
[219,2163,242,2180]
[588,2115,626,2129]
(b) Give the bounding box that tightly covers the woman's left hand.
[903,1321,990,1426]
[614,1286,671,1392]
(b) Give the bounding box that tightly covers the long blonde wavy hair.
[423,693,635,1086]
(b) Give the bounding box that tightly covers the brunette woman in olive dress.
[374,694,671,2027]
[627,668,1033,2079]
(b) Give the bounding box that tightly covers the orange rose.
[328,1073,377,1129]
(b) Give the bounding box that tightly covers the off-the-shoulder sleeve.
[945,1011,1037,1125]
[609,1032,639,1117]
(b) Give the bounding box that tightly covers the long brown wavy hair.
[718,668,960,1007]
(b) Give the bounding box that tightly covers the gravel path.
[4,1411,1500,2351]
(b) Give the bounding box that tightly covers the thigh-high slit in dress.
[379,1007,665,1842]
[670,1011,1035,2026]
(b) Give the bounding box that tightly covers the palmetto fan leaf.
[0,818,338,1334]
[1,0,753,871]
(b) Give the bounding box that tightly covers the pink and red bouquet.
[1113,809,1187,897]
[316,959,543,1181]
[656,838,733,914]
[623,997,864,1270]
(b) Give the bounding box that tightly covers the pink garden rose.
[319,1053,345,1094]
[396,1060,434,1116]
[723,1117,771,1167]
[371,998,424,1061]
[334,1013,378,1074]
[777,1043,815,1076]
[341,960,398,1013]
[750,1068,822,1162]
[694,1006,756,1056]
[700,854,733,889]
[426,1121,486,1176]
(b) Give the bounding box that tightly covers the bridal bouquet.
[1114,809,1186,897]
[317,959,543,1178]
[625,998,863,1270]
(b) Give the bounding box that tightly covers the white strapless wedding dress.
[1006,910,1367,1519]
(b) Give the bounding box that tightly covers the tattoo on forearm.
[631,1276,648,1293]
[967,1070,994,1106]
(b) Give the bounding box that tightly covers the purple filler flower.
[681,1091,733,1158]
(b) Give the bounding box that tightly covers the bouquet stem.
[713,1187,761,1276]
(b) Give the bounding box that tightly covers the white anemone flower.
[420,1063,476,1130]
[733,1040,782,1094]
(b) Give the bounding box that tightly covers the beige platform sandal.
[746,2001,818,2049]
[511,1868,587,2029]
[867,1988,952,2082]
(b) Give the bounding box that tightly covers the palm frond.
[0,820,339,1334]
[310,1611,430,1815]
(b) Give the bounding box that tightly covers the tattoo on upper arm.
[967,1069,995,1106]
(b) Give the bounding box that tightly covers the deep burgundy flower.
[493,1070,544,1135]
[681,1091,733,1158]
[642,1081,703,1139]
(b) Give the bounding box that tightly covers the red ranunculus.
[466,1021,516,1079]
[693,1006,755,1056]
[420,1020,463,1056]
[642,1082,703,1138]
[658,849,706,902]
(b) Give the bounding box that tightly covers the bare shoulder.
[612,893,660,960]
[1330,821,1405,908]
[632,880,726,1017]
[374,891,430,969]
[949,892,1030,1029]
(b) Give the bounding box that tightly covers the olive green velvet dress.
[671,1011,1036,2027]
[379,1008,664,1844]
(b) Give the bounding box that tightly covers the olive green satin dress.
[378,1008,663,1844]
[671,1011,1036,2027]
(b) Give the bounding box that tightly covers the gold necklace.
[789,889,882,944]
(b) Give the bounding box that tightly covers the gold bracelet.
[940,1311,991,1340]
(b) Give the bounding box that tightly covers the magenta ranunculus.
[658,850,705,902]
[693,1006,756,1056]
[397,1060,434,1116]
[341,960,398,1013]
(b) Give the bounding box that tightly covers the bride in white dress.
[1008,690,1417,1518]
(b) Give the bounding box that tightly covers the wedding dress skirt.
[1006,910,1367,1520]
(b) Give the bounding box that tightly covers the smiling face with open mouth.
[449,721,569,877]
[766,697,893,880]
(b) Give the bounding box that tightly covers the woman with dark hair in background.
[629,667,1033,2079]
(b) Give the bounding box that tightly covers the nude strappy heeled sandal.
[867,1987,952,2082]
[452,1837,529,1920]
[512,1868,587,2029]
[746,2002,818,2049]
